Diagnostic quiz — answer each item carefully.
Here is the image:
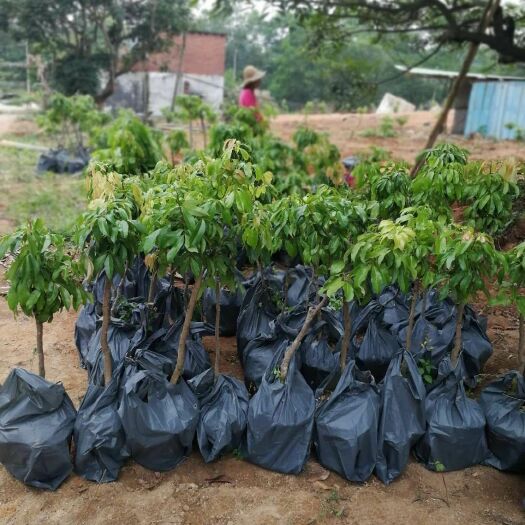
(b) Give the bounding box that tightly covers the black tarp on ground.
[190,370,249,463]
[118,370,199,472]
[0,368,76,490]
[375,351,426,484]
[203,286,244,337]
[414,357,489,471]
[479,371,525,473]
[245,348,314,474]
[37,147,90,174]
[314,361,380,483]
[74,375,128,483]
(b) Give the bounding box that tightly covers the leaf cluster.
[0,219,87,323]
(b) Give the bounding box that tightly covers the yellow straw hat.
[242,65,266,88]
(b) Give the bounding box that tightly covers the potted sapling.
[0,219,86,378]
[76,196,142,385]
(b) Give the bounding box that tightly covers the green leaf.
[143,230,160,253]
[26,290,41,310]
[118,220,129,238]
[330,260,345,275]
[104,255,114,279]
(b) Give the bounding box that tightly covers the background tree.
[1,0,193,99]
[0,219,86,377]
[269,0,525,64]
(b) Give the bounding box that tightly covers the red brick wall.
[133,32,226,75]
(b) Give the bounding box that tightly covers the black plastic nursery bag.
[118,370,199,472]
[74,375,128,482]
[414,357,489,471]
[191,370,249,463]
[0,368,76,490]
[245,348,315,474]
[314,361,380,483]
[375,351,426,484]
[479,371,525,473]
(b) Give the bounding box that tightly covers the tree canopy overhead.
[271,0,525,64]
[0,0,193,98]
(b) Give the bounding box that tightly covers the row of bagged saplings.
[0,261,523,491]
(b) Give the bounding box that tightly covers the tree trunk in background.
[36,320,45,378]
[101,278,113,385]
[171,273,203,385]
[411,0,501,176]
[171,33,187,112]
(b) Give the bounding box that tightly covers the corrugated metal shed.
[464,81,525,139]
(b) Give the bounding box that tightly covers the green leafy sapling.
[76,196,143,385]
[434,226,504,366]
[142,142,270,384]
[0,219,87,377]
[349,220,418,355]
[396,206,442,352]
[276,188,368,375]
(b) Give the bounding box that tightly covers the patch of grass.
[0,143,86,233]
[4,174,85,233]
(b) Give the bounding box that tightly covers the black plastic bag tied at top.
[245,346,315,475]
[414,357,489,472]
[189,369,249,463]
[118,370,199,472]
[314,361,380,483]
[479,371,525,473]
[0,369,77,490]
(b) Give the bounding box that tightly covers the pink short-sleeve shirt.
[239,88,258,108]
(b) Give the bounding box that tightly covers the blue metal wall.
[464,81,525,139]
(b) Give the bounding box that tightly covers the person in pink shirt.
[238,65,265,118]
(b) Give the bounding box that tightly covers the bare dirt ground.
[0,112,523,525]
[272,111,525,163]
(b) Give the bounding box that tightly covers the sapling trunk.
[280,296,328,380]
[519,313,525,375]
[171,272,204,384]
[100,277,113,386]
[183,272,189,309]
[406,281,420,352]
[111,261,128,317]
[148,270,158,304]
[214,279,221,375]
[339,301,352,371]
[36,320,45,378]
[451,302,465,366]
